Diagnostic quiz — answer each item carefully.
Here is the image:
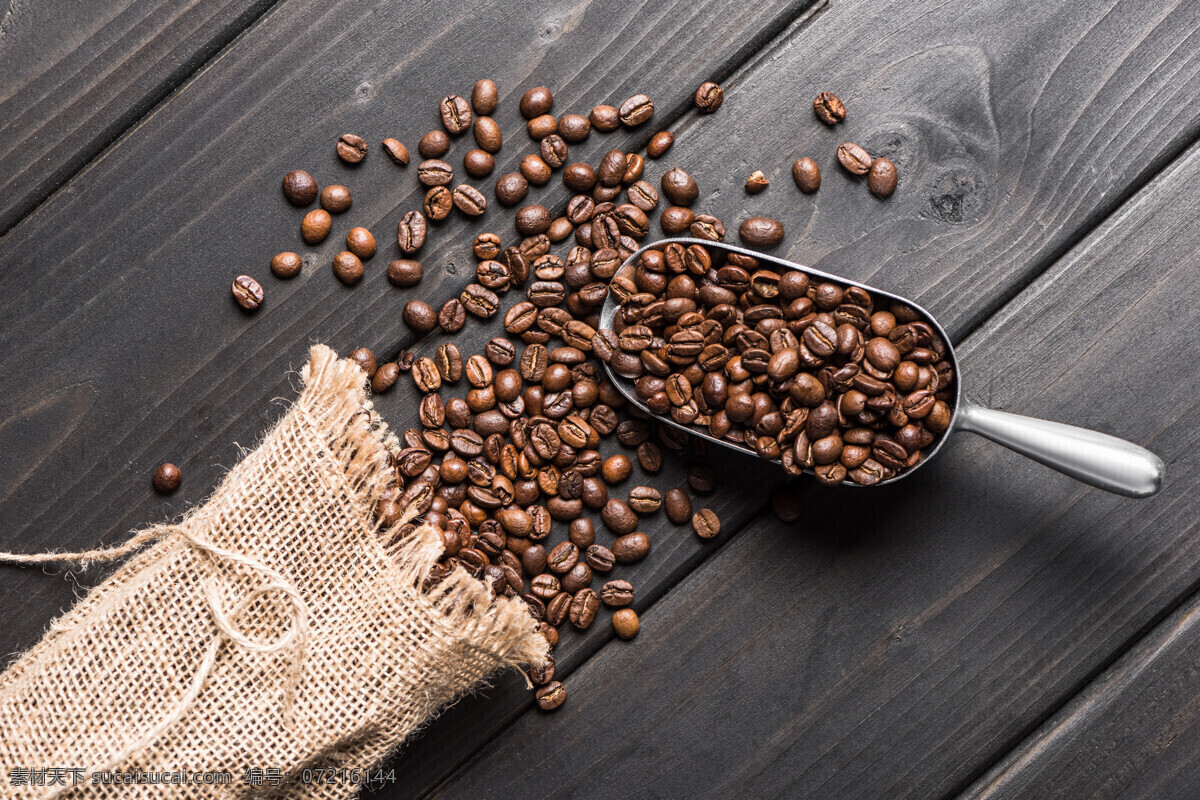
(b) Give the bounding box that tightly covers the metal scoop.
[598,237,1164,498]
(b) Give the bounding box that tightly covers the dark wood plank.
[0,0,280,235]
[0,0,822,793]
[966,594,1200,800]
[430,133,1200,800]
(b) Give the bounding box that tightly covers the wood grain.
[0,0,280,235]
[432,132,1200,800]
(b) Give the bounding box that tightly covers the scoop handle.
[954,399,1164,498]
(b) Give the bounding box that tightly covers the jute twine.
[0,345,547,799]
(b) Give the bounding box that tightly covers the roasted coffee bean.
[345,227,376,260]
[387,259,422,287]
[332,251,364,285]
[232,275,264,310]
[402,300,438,334]
[618,94,654,126]
[612,608,640,639]
[271,251,303,279]
[516,205,552,236]
[472,233,503,261]
[547,541,579,574]
[397,211,427,253]
[520,86,553,119]
[694,81,724,112]
[598,149,627,187]
[628,486,662,514]
[418,159,454,186]
[612,531,650,563]
[540,134,568,167]
[520,154,552,185]
[337,133,367,163]
[590,104,620,131]
[527,113,558,140]
[422,185,452,221]
[282,169,318,205]
[152,463,181,493]
[464,148,495,178]
[690,214,725,242]
[556,113,590,143]
[419,130,450,159]
[868,157,898,198]
[602,454,633,484]
[687,464,716,493]
[495,172,529,206]
[440,94,472,135]
[664,487,692,524]
[739,216,784,247]
[382,138,410,165]
[837,142,873,175]
[301,209,332,244]
[792,157,821,193]
[472,78,498,115]
[601,499,638,536]
[564,165,597,195]
[461,284,500,318]
[569,588,600,629]
[453,183,487,216]
[535,681,566,710]
[320,184,352,214]
[745,170,769,194]
[660,205,695,235]
[561,561,592,594]
[661,168,699,206]
[813,92,846,125]
[349,347,377,378]
[600,579,634,607]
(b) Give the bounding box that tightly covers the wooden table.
[2,0,1198,796]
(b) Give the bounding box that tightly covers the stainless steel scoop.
[598,237,1164,498]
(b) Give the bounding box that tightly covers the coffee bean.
[231,275,264,310]
[440,94,472,134]
[461,284,500,318]
[556,113,590,143]
[568,588,599,628]
[792,157,821,193]
[692,508,720,539]
[520,86,553,119]
[618,94,654,126]
[661,168,699,206]
[270,252,303,279]
[690,214,725,242]
[372,362,399,393]
[419,130,450,159]
[527,114,558,140]
[628,486,661,514]
[403,300,438,334]
[336,133,367,163]
[590,104,620,132]
[745,170,769,194]
[382,138,410,165]
[472,233,503,261]
[660,205,695,235]
[516,205,552,237]
[601,499,638,536]
[837,143,873,175]
[412,358,441,393]
[495,172,529,206]
[424,186,453,221]
[612,531,650,563]
[535,681,566,710]
[694,81,724,112]
[301,209,332,244]
[645,131,674,159]
[152,463,181,493]
[540,134,568,168]
[387,259,422,287]
[418,158,454,186]
[332,251,364,285]
[397,212,427,254]
[464,149,495,178]
[738,216,784,247]
[601,454,632,484]
[472,78,498,115]
[868,157,898,198]
[520,154,552,185]
[612,608,639,639]
[453,184,488,216]
[813,92,846,125]
[600,579,634,607]
[663,487,692,525]
[345,227,376,259]
[282,169,317,205]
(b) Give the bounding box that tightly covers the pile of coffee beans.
[598,240,954,485]
[235,75,922,711]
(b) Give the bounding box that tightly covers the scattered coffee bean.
[403,300,438,334]
[382,138,410,165]
[453,184,488,216]
[557,114,591,143]
[520,86,553,119]
[372,362,399,393]
[464,149,495,179]
[618,94,654,126]
[694,81,724,112]
[337,133,368,163]
[282,169,318,206]
[646,131,674,158]
[612,532,650,564]
[600,579,634,607]
[332,251,364,285]
[535,681,566,710]
[495,172,529,206]
[301,209,332,244]
[472,78,498,115]
[424,186,453,221]
[387,259,422,287]
[590,104,620,132]
[568,587,599,628]
[418,159,454,186]
[440,94,472,134]
[270,252,303,279]
[527,114,558,141]
[520,155,552,186]
[320,184,352,214]
[738,216,785,247]
[664,488,692,525]
[231,275,264,310]
[612,608,639,639]
[661,168,699,206]
[745,170,769,194]
[868,157,898,198]
[813,92,846,125]
[792,157,821,193]
[397,211,427,254]
[837,142,873,175]
[692,508,720,539]
[345,227,376,259]
[152,463,181,494]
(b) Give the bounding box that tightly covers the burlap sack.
[0,344,547,799]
